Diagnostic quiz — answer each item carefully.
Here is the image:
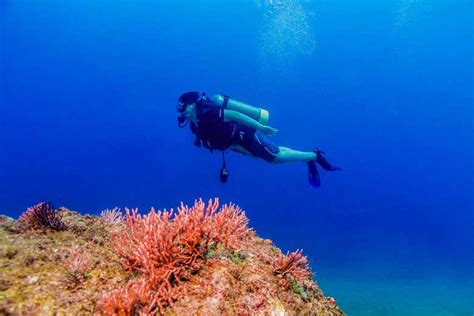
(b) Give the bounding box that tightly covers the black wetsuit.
[191,104,279,162]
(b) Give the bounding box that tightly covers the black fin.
[314,149,342,171]
[308,161,321,187]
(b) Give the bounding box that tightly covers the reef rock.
[0,200,344,315]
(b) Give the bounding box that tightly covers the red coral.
[272,249,311,288]
[100,198,250,314]
[19,201,66,231]
[60,246,92,288]
[95,278,151,316]
[212,203,250,249]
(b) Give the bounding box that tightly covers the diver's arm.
[224,109,262,129]
[223,110,278,136]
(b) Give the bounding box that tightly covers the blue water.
[1,1,472,315]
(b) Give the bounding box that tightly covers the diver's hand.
[260,125,278,136]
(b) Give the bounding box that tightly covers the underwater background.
[0,0,472,315]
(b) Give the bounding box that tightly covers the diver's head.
[177,91,201,127]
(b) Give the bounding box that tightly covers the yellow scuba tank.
[211,95,270,125]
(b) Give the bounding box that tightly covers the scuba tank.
[211,95,270,125]
[177,91,271,184]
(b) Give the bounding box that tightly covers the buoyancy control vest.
[191,94,270,152]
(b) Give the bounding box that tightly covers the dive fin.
[314,149,342,171]
[307,161,321,187]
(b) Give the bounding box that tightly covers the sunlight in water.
[395,0,432,30]
[256,0,316,73]
[395,0,418,28]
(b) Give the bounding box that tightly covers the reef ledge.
[0,200,344,315]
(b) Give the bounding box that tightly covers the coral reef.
[0,199,344,315]
[100,199,250,314]
[272,249,311,290]
[99,208,124,226]
[18,201,66,231]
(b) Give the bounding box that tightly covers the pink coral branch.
[95,278,150,315]
[99,207,123,225]
[272,249,311,285]
[61,246,92,275]
[60,246,92,288]
[101,198,250,314]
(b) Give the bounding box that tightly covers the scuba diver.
[177,91,341,187]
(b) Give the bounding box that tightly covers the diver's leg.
[230,145,257,158]
[272,146,322,187]
[271,146,317,163]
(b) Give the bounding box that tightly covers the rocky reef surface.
[0,199,344,315]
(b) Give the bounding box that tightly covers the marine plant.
[95,198,250,314]
[60,246,92,289]
[18,201,67,231]
[99,207,124,225]
[272,249,311,289]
